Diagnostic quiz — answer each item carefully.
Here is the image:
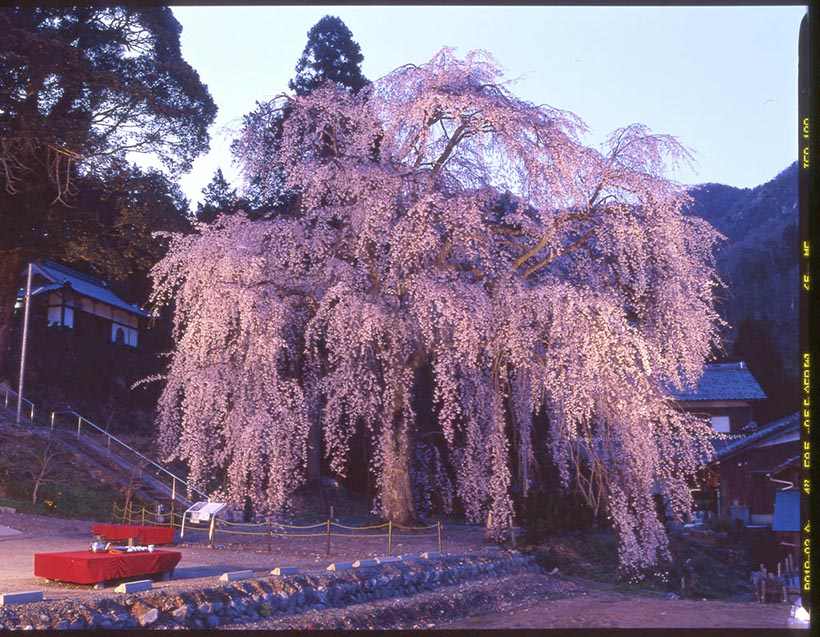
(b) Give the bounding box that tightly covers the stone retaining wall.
[0,553,540,630]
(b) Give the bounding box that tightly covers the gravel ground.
[0,510,791,630]
[0,509,487,600]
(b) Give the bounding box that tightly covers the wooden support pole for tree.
[325,519,331,557]
[141,507,145,526]
[388,521,393,556]
[267,520,271,553]
[437,521,442,553]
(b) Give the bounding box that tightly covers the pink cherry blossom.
[151,48,723,571]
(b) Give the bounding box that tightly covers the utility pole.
[16,262,32,425]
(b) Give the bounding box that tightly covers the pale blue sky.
[172,5,806,209]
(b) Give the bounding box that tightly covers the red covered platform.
[91,524,175,545]
[34,550,181,586]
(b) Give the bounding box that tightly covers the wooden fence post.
[267,520,272,553]
[325,519,331,557]
[141,507,146,526]
[208,515,216,549]
[387,521,393,556]
[437,521,442,553]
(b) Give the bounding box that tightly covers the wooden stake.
[208,515,216,549]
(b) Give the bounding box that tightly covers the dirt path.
[438,581,790,630]
[220,570,790,631]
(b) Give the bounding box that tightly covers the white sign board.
[186,501,227,524]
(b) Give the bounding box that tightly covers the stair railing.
[50,410,208,504]
[1,383,35,422]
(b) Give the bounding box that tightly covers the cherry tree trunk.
[380,401,419,526]
[306,418,322,486]
[0,251,28,379]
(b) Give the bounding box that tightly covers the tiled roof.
[22,262,149,317]
[669,362,766,402]
[710,412,799,462]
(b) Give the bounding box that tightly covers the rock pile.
[0,553,540,630]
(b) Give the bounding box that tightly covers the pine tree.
[289,15,369,96]
[234,16,369,216]
[196,169,240,223]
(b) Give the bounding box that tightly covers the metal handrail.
[50,410,208,503]
[1,383,34,421]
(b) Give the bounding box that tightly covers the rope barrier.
[219,519,268,527]
[113,500,446,555]
[330,522,390,531]
[392,523,438,531]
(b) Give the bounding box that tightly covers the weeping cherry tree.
[152,49,723,571]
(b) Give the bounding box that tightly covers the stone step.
[326,562,353,571]
[114,580,152,593]
[219,570,253,582]
[0,591,43,606]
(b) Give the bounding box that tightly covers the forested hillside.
[686,162,799,422]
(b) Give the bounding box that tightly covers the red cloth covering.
[91,524,175,545]
[34,550,181,585]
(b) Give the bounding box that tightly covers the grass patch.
[532,526,756,600]
[0,426,144,521]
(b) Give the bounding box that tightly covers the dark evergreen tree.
[234,15,369,216]
[289,15,369,96]
[196,168,241,223]
[0,6,216,375]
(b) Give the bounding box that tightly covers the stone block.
[398,554,415,561]
[326,562,353,571]
[420,551,441,559]
[271,566,300,576]
[114,580,152,593]
[352,559,378,568]
[219,570,254,582]
[375,556,401,564]
[0,591,43,606]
